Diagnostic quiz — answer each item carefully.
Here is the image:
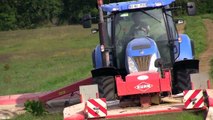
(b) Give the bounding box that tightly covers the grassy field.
[201,14,213,20]
[183,15,207,58]
[0,25,98,95]
[14,111,203,120]
[13,113,63,120]
[112,111,204,120]
[203,14,213,79]
[0,15,210,119]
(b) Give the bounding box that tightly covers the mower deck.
[107,103,186,119]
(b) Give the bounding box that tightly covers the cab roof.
[101,0,175,12]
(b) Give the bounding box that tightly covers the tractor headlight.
[149,53,158,71]
[127,56,138,73]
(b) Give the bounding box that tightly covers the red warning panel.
[183,90,204,109]
[86,98,107,118]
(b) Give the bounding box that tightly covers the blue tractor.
[82,0,198,101]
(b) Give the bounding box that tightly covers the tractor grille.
[133,55,151,71]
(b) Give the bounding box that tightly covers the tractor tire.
[93,76,116,101]
[173,69,198,94]
[172,60,199,94]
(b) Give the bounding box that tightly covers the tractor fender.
[92,45,103,69]
[176,34,195,61]
[91,67,119,78]
[173,59,199,72]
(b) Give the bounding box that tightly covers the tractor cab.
[86,0,179,74]
[111,8,176,72]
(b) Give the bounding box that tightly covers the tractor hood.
[126,37,159,57]
[125,37,160,73]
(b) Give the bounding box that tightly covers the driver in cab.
[128,12,150,38]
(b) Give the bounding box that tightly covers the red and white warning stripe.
[86,98,107,118]
[183,90,204,109]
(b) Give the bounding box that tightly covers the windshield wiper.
[140,10,161,23]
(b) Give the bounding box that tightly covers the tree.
[16,0,62,28]
[0,0,17,30]
[0,0,212,31]
[60,0,98,24]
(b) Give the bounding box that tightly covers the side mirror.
[82,14,92,28]
[187,2,196,16]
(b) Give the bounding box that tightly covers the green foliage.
[16,0,62,28]
[1,0,213,31]
[24,100,47,116]
[0,0,62,30]
[195,0,213,14]
[0,1,16,30]
[0,0,98,30]
[60,0,98,24]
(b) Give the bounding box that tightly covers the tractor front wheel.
[93,76,116,101]
[172,60,199,94]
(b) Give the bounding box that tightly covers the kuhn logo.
[137,75,149,80]
[135,82,153,92]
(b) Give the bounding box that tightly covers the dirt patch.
[199,19,213,73]
[0,105,25,119]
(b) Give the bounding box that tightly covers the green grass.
[13,113,63,120]
[183,15,207,58]
[13,111,204,120]
[201,14,213,79]
[112,111,204,120]
[201,14,213,20]
[0,25,98,95]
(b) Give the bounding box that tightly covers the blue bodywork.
[126,37,159,57]
[125,37,160,72]
[102,0,175,12]
[93,45,102,69]
[176,34,195,61]
[92,34,195,69]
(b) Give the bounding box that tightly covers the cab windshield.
[114,8,172,68]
